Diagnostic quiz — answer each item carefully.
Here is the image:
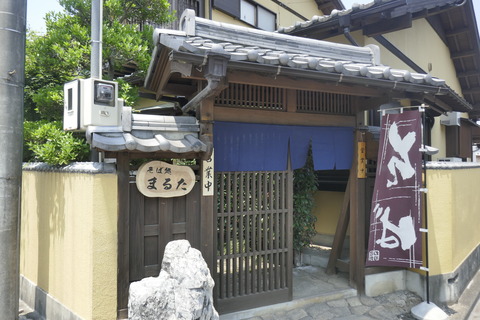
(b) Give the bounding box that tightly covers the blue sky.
[27,0,480,33]
[27,0,63,32]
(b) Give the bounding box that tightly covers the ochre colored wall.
[326,30,365,47]
[365,19,462,93]
[431,120,448,160]
[426,166,480,275]
[312,191,345,236]
[20,170,118,320]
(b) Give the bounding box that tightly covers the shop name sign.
[136,161,195,198]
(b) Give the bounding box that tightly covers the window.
[214,0,277,31]
[257,5,276,31]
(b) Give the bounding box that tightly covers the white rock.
[128,240,219,320]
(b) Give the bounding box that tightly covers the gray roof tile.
[86,111,206,154]
[152,9,446,88]
[144,9,471,113]
[277,0,461,36]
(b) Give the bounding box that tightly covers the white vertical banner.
[202,150,214,196]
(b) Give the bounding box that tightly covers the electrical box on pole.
[63,78,121,131]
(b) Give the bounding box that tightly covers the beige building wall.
[364,19,461,93]
[312,191,345,237]
[20,170,118,320]
[426,166,480,276]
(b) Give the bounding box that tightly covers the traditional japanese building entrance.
[137,8,472,317]
[214,170,293,314]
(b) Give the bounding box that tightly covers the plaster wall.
[312,191,345,236]
[426,166,480,276]
[326,30,365,47]
[365,19,462,94]
[431,120,448,160]
[20,169,118,320]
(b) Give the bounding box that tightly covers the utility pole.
[0,0,26,318]
[90,0,102,162]
[91,0,102,79]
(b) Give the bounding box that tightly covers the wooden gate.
[129,176,201,282]
[215,170,293,314]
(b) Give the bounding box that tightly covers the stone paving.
[221,266,423,320]
[220,265,480,320]
[241,292,422,320]
[19,264,480,320]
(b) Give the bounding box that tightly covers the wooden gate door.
[215,170,293,314]
[129,176,201,282]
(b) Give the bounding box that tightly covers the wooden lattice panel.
[296,90,353,115]
[215,83,286,110]
[215,171,292,313]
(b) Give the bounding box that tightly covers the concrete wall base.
[365,244,480,305]
[20,275,83,320]
[429,244,480,304]
[365,270,406,297]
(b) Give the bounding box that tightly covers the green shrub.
[24,120,89,165]
[293,147,318,252]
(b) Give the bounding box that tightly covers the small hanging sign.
[136,161,195,198]
[202,150,214,196]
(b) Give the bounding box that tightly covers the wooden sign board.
[202,150,214,196]
[136,161,195,198]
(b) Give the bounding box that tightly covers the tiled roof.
[277,0,462,35]
[184,35,445,86]
[145,9,471,113]
[86,110,207,154]
[151,9,445,87]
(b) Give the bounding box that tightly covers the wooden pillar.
[117,153,130,319]
[349,128,367,294]
[326,169,352,275]
[286,155,294,300]
[286,88,296,297]
[286,89,296,113]
[199,96,216,277]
